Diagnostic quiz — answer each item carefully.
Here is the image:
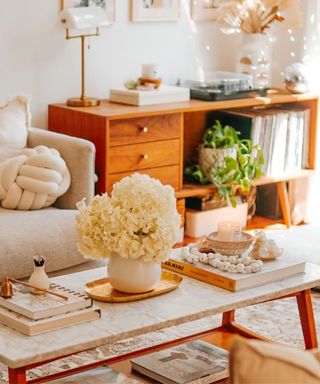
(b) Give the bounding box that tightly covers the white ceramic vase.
[236,33,271,88]
[107,253,161,294]
[29,266,50,294]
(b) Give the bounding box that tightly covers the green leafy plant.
[184,120,264,207]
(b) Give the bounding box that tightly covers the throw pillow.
[0,95,30,151]
[230,337,320,384]
[0,145,70,210]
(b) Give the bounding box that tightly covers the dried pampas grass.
[217,0,302,34]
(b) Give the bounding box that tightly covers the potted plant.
[185,120,264,207]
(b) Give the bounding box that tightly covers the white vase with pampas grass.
[216,0,302,87]
[236,33,271,88]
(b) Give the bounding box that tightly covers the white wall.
[0,0,305,128]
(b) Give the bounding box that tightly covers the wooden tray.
[84,271,183,303]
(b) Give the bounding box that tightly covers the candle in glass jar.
[141,63,159,80]
[217,221,241,241]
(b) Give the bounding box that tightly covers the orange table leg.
[8,367,27,384]
[296,289,318,349]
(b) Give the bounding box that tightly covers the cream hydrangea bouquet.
[76,173,181,263]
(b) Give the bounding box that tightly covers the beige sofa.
[0,128,96,280]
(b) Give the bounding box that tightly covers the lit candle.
[217,221,242,241]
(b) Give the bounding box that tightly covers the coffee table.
[2,263,320,384]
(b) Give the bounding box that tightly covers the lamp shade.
[60,7,109,29]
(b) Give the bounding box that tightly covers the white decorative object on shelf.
[249,231,283,260]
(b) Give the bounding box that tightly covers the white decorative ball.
[221,255,228,262]
[243,257,252,266]
[223,261,231,270]
[236,257,243,264]
[186,255,194,264]
[236,263,245,273]
[199,254,208,264]
[245,265,252,273]
[251,263,260,273]
[228,264,237,273]
[207,253,215,260]
[217,261,224,269]
[255,259,263,267]
[210,258,220,268]
[190,248,201,257]
[229,256,237,264]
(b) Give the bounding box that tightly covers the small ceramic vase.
[29,256,50,294]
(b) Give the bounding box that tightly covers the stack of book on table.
[163,248,306,292]
[0,283,100,335]
[109,85,190,106]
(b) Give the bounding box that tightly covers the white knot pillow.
[0,145,71,210]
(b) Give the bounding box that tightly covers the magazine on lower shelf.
[0,305,101,336]
[162,248,306,291]
[131,340,229,384]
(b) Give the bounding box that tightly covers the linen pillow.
[0,95,30,150]
[230,337,320,384]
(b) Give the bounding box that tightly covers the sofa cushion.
[0,96,30,152]
[230,337,320,384]
[0,145,71,210]
[0,207,85,280]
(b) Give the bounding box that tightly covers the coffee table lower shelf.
[7,289,318,384]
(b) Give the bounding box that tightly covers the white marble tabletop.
[1,262,320,369]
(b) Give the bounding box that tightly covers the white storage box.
[185,203,248,238]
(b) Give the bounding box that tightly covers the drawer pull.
[141,154,149,160]
[141,126,149,133]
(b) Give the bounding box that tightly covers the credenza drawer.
[108,165,180,190]
[109,139,180,174]
[109,113,181,146]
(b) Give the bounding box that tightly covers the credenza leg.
[296,289,318,349]
[8,367,27,384]
[277,181,291,228]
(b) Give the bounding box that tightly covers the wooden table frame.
[7,289,318,384]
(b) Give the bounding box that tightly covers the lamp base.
[67,97,100,107]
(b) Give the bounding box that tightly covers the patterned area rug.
[1,291,319,384]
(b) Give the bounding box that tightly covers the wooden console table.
[48,90,318,227]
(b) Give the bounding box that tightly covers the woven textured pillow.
[0,145,70,210]
[0,96,30,150]
[230,337,320,384]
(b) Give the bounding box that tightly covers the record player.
[184,71,268,101]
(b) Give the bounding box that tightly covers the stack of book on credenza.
[109,85,190,106]
[0,283,101,336]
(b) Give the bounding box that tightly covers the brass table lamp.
[60,7,109,107]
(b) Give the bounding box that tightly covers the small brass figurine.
[0,277,13,298]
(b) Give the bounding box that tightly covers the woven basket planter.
[199,145,237,179]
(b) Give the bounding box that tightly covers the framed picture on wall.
[62,0,115,23]
[131,0,180,22]
[191,0,222,21]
